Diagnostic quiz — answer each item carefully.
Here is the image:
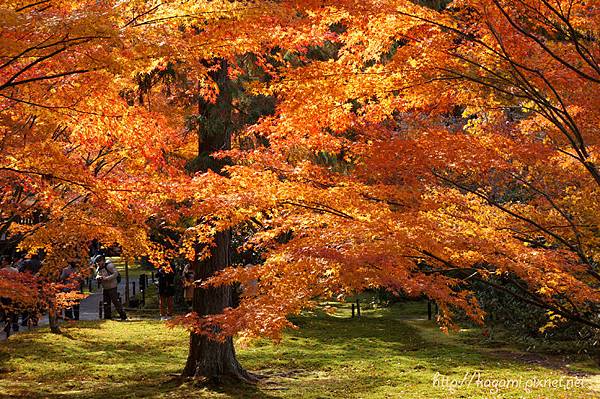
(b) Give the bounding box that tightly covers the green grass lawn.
[0,302,598,398]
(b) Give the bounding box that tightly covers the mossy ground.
[0,301,597,398]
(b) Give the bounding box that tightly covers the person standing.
[182,263,195,310]
[21,253,42,274]
[60,260,83,320]
[1,256,20,335]
[157,266,175,320]
[94,255,127,321]
[18,253,41,328]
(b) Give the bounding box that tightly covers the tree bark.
[182,59,254,382]
[49,305,61,334]
[182,231,255,382]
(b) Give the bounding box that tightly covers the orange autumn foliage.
[172,0,600,338]
[1,1,598,339]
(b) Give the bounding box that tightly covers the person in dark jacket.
[21,253,42,274]
[1,256,20,335]
[157,266,175,320]
[60,260,83,320]
[182,263,195,309]
[19,253,42,327]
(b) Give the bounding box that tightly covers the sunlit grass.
[0,302,597,398]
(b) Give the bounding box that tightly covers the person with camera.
[93,255,127,321]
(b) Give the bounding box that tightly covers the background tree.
[181,59,255,381]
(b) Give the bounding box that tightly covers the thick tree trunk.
[183,59,253,382]
[184,333,252,382]
[182,231,254,382]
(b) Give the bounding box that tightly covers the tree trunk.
[182,231,255,382]
[183,59,253,382]
[49,305,61,334]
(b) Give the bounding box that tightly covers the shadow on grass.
[1,378,280,399]
[2,303,594,399]
[0,318,281,398]
[250,305,555,375]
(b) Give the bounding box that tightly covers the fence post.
[139,274,146,306]
[356,299,361,318]
[351,303,355,318]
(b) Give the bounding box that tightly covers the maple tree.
[0,1,262,280]
[171,0,600,343]
[0,0,239,331]
[2,0,598,383]
[0,0,304,378]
